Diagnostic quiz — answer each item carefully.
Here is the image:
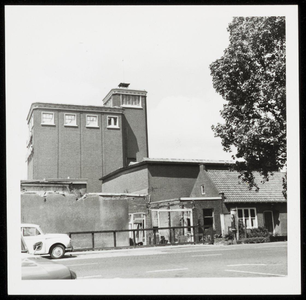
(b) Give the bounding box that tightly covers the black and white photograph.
[6,5,300,295]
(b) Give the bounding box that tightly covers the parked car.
[21,235,77,280]
[21,223,73,259]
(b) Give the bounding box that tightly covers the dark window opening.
[203,209,214,229]
[186,218,191,232]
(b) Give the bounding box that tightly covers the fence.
[69,225,215,251]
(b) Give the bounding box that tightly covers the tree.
[210,17,286,196]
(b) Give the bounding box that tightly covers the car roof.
[21,223,40,227]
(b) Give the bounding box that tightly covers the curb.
[68,240,287,257]
[70,243,215,256]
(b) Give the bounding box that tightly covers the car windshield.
[23,227,41,236]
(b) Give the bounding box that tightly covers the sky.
[6,6,237,180]
[6,5,300,295]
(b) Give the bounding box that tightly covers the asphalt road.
[54,242,287,279]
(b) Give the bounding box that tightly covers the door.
[21,226,46,254]
[263,211,274,234]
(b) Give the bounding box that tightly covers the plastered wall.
[21,193,130,247]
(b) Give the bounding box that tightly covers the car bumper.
[65,247,73,252]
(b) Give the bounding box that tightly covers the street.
[53,242,287,279]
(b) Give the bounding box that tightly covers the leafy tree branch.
[210,17,286,197]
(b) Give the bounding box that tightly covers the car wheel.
[50,244,65,259]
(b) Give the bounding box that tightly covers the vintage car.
[21,223,73,259]
[21,235,77,280]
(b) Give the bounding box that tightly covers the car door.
[21,226,46,254]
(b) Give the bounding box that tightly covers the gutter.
[101,159,236,181]
[179,197,222,201]
[77,192,148,201]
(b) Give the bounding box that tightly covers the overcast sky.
[7,6,297,181]
[5,5,298,180]
[7,6,238,180]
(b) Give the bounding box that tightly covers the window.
[186,218,191,232]
[107,116,119,128]
[86,115,98,127]
[200,184,205,195]
[122,95,142,107]
[41,112,55,125]
[203,209,214,229]
[64,113,77,126]
[22,227,41,237]
[238,208,257,229]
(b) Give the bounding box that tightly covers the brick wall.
[148,164,199,201]
[102,113,124,176]
[102,166,149,194]
[81,113,103,192]
[192,200,223,235]
[29,107,127,192]
[190,165,220,197]
[27,157,34,180]
[127,196,148,214]
[33,110,59,179]
[123,98,148,163]
[58,111,81,179]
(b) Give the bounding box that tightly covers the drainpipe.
[236,206,239,241]
[219,192,225,236]
[191,200,195,243]
[167,203,171,243]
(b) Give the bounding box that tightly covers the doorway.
[263,211,274,235]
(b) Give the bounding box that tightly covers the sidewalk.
[70,243,214,257]
[68,241,287,259]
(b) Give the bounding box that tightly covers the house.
[100,158,287,241]
[25,83,149,192]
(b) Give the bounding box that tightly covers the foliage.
[238,220,271,239]
[210,17,286,195]
[237,236,270,244]
[238,219,246,237]
[247,226,270,238]
[224,231,235,241]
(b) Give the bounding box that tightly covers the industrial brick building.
[26,84,149,192]
[23,83,287,245]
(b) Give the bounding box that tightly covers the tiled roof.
[207,169,286,203]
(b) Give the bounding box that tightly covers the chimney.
[118,83,130,88]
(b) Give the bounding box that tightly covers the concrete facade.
[26,86,149,192]
[21,180,148,248]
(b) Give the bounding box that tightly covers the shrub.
[224,231,235,241]
[238,236,271,244]
[239,226,270,238]
[248,227,270,238]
